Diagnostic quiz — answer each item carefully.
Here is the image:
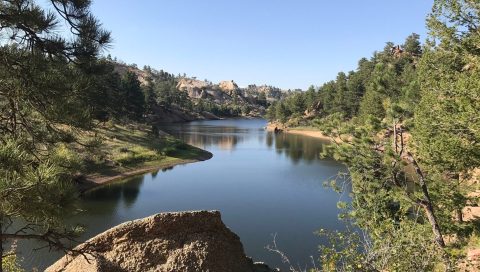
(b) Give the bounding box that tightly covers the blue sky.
[87,0,433,89]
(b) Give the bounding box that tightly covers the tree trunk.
[456,175,463,223]
[406,152,446,248]
[420,201,446,247]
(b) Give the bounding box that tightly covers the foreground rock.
[47,211,278,272]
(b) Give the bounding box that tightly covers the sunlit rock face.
[176,78,210,99]
[218,80,240,96]
[46,211,278,272]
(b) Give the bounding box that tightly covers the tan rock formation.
[218,80,239,92]
[176,78,209,91]
[176,78,211,99]
[46,211,278,272]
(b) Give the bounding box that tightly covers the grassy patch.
[71,123,210,179]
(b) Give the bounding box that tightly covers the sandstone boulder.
[46,211,278,272]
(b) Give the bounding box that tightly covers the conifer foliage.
[266,1,480,270]
[0,1,112,270]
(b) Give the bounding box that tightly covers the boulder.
[46,211,278,272]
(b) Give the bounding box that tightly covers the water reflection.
[83,175,144,212]
[21,119,348,271]
[162,119,330,165]
[161,120,252,151]
[269,132,330,164]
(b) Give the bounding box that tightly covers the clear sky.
[86,0,433,90]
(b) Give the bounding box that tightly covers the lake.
[20,118,349,270]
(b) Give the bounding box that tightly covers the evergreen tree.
[332,72,348,114]
[257,92,268,107]
[304,86,317,110]
[403,33,422,56]
[120,71,145,120]
[319,81,337,115]
[414,0,480,222]
[143,76,157,115]
[0,0,111,269]
[275,102,290,123]
[288,93,306,115]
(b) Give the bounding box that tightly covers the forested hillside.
[267,1,480,270]
[267,32,422,124]
[111,61,289,122]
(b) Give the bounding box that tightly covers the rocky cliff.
[46,211,278,272]
[112,62,291,121]
[176,78,287,103]
[176,78,234,102]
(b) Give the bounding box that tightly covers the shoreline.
[266,122,333,141]
[285,129,332,141]
[154,114,263,124]
[78,150,213,193]
[78,117,264,193]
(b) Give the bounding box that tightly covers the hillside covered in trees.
[267,32,422,124]
[267,1,480,270]
[110,61,290,123]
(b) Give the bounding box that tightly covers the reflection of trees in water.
[266,132,274,148]
[162,125,251,151]
[162,166,174,172]
[121,177,143,207]
[161,123,330,163]
[269,132,329,164]
[82,176,144,210]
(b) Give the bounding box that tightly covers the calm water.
[20,118,349,270]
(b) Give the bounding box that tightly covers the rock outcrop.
[218,80,240,96]
[112,61,290,119]
[244,85,287,102]
[46,211,278,272]
[176,78,211,99]
[176,78,234,102]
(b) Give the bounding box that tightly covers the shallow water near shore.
[19,118,349,271]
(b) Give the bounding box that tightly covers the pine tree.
[143,76,157,115]
[120,71,145,121]
[0,0,111,269]
[414,0,480,222]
